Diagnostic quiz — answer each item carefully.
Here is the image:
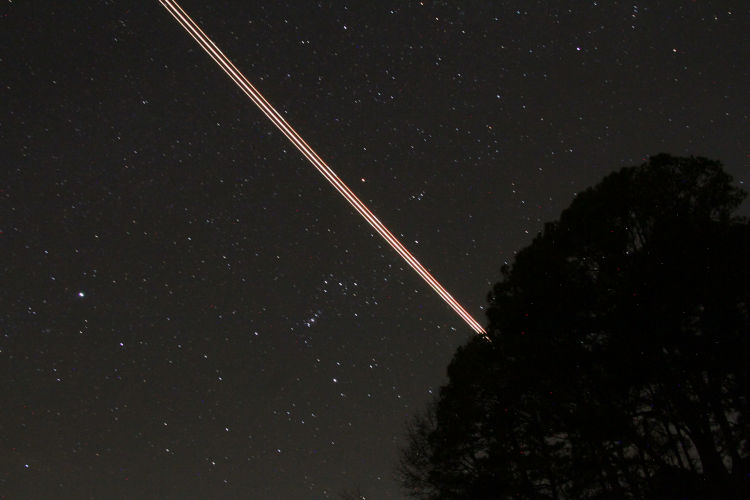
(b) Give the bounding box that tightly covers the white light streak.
[157,0,486,336]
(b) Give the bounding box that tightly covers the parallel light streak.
[158,0,487,336]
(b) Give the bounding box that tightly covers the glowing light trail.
[158,0,487,336]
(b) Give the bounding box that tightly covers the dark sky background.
[2,1,748,498]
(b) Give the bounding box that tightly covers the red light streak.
[158,0,486,336]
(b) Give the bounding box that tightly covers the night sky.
[2,1,749,498]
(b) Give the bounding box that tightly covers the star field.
[2,1,749,498]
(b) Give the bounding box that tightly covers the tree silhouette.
[398,155,750,499]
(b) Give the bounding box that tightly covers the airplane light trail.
[158,0,487,336]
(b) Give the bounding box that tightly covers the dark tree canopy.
[398,155,750,499]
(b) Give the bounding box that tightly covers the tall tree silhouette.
[398,155,750,499]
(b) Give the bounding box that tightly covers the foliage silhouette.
[398,155,750,499]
